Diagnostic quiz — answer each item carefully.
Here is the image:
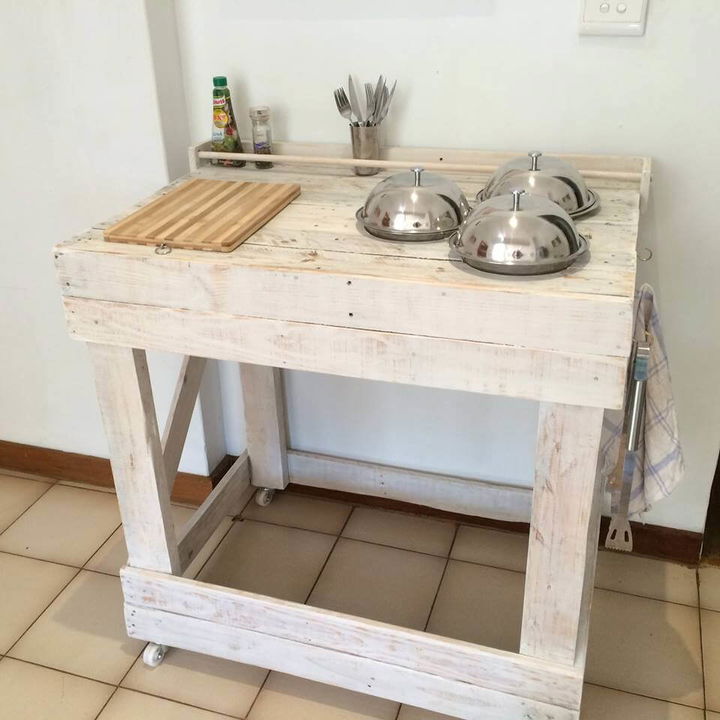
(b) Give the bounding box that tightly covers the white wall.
[0,0,216,475]
[175,0,720,532]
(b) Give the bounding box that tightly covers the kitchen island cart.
[54,141,649,720]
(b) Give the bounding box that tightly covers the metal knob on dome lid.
[452,192,589,275]
[477,151,600,218]
[356,168,470,241]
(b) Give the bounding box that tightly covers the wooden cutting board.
[104,178,301,252]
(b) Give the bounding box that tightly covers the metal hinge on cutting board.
[605,338,651,552]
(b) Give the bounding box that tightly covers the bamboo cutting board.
[104,178,301,252]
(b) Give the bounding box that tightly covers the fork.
[364,83,375,125]
[334,87,356,126]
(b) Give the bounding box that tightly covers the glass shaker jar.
[249,106,273,169]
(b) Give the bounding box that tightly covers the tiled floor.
[0,468,718,719]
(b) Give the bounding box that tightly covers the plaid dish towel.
[599,284,685,516]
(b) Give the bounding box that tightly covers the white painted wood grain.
[126,604,577,720]
[88,344,180,573]
[122,566,582,711]
[65,299,627,408]
[56,238,633,358]
[193,138,648,177]
[287,450,532,522]
[176,453,250,570]
[240,364,289,489]
[520,402,605,665]
[162,355,206,488]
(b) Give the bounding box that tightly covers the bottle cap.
[249,105,271,119]
[213,76,228,87]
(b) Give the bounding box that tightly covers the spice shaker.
[249,106,273,169]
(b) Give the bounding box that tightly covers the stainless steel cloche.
[357,168,470,241]
[452,190,589,275]
[477,152,599,218]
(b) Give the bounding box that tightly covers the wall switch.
[579,0,648,36]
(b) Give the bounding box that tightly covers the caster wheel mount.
[143,642,168,668]
[255,487,276,507]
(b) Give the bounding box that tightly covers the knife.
[348,75,364,126]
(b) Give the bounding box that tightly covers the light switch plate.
[579,0,648,36]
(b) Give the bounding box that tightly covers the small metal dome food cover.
[452,190,589,275]
[356,168,471,241]
[477,152,599,218]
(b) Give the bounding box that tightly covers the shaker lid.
[249,105,271,119]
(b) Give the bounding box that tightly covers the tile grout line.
[1,656,117,689]
[423,524,460,635]
[239,504,356,720]
[388,522,461,720]
[4,566,83,659]
[583,680,708,712]
[234,513,704,608]
[0,469,62,486]
[243,514,469,560]
[0,547,85,571]
[0,480,56,539]
[696,567,708,712]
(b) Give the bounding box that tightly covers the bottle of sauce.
[211,76,245,167]
[249,106,273,169]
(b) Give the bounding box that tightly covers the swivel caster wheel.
[255,487,276,507]
[143,642,168,668]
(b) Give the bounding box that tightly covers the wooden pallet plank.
[65,298,627,408]
[122,566,582,711]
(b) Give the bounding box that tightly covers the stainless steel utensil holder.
[350,125,380,176]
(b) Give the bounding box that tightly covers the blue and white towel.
[599,284,685,517]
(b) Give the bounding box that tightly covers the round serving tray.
[451,233,589,276]
[475,188,600,219]
[355,207,459,242]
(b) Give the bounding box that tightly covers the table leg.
[240,364,289,496]
[521,401,604,666]
[89,343,180,574]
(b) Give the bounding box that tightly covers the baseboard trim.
[0,440,215,506]
[0,441,702,565]
[289,484,703,566]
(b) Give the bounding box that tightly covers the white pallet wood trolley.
[54,141,650,720]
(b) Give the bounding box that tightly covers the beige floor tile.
[595,551,699,606]
[451,526,700,606]
[425,560,523,651]
[582,684,703,719]
[0,552,77,653]
[450,525,528,571]
[85,505,229,577]
[9,570,144,684]
[98,688,233,719]
[0,657,114,720]
[703,609,720,711]
[342,507,456,557]
[0,473,51,532]
[0,484,120,566]
[247,671,398,720]
[397,684,705,720]
[199,520,335,603]
[700,566,720,612]
[242,492,352,534]
[308,538,445,630]
[587,589,703,707]
[708,713,720,719]
[123,648,267,717]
